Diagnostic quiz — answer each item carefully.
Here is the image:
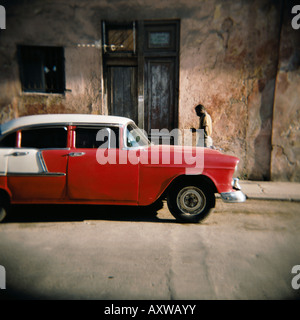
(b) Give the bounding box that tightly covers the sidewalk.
[239,180,300,202]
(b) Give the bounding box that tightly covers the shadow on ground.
[3,202,176,224]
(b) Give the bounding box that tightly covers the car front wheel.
[167,183,215,223]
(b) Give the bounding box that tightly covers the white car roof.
[0,114,133,135]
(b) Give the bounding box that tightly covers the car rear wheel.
[0,193,9,223]
[167,183,215,223]
[0,206,7,223]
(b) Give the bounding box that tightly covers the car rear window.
[0,132,17,147]
[21,127,68,149]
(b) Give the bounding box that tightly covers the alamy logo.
[0,5,5,30]
[0,265,5,289]
[291,265,300,290]
[291,5,300,30]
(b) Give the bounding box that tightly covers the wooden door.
[107,66,138,124]
[144,58,176,133]
[143,21,179,141]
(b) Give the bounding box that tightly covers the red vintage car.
[0,114,245,223]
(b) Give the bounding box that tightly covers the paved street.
[0,199,300,300]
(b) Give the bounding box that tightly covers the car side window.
[21,127,68,149]
[0,132,17,147]
[75,127,119,149]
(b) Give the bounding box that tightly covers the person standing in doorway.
[192,104,213,148]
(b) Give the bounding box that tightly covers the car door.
[6,126,69,202]
[67,125,139,203]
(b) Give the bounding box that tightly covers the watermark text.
[0,265,5,289]
[0,5,5,30]
[291,5,300,30]
[291,265,300,290]
[95,128,205,175]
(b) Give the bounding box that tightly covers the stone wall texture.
[0,0,299,181]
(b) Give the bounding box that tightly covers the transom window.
[103,22,136,54]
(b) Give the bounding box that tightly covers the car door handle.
[9,151,29,157]
[68,152,86,157]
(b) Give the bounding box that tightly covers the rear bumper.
[220,178,246,203]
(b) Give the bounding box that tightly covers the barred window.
[18,45,65,94]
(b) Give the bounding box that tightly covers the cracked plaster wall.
[179,0,283,180]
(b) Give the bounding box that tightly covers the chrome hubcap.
[176,186,206,215]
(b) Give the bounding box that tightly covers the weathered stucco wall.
[179,0,282,180]
[0,0,103,123]
[0,0,299,181]
[271,0,300,181]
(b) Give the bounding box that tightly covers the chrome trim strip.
[6,172,66,177]
[220,190,246,203]
[37,151,48,172]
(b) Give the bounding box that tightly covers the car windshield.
[126,123,150,148]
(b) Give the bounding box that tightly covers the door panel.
[108,66,138,124]
[67,148,139,203]
[6,149,43,173]
[144,58,176,134]
[7,149,68,201]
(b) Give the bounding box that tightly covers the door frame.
[143,20,180,136]
[102,20,180,132]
